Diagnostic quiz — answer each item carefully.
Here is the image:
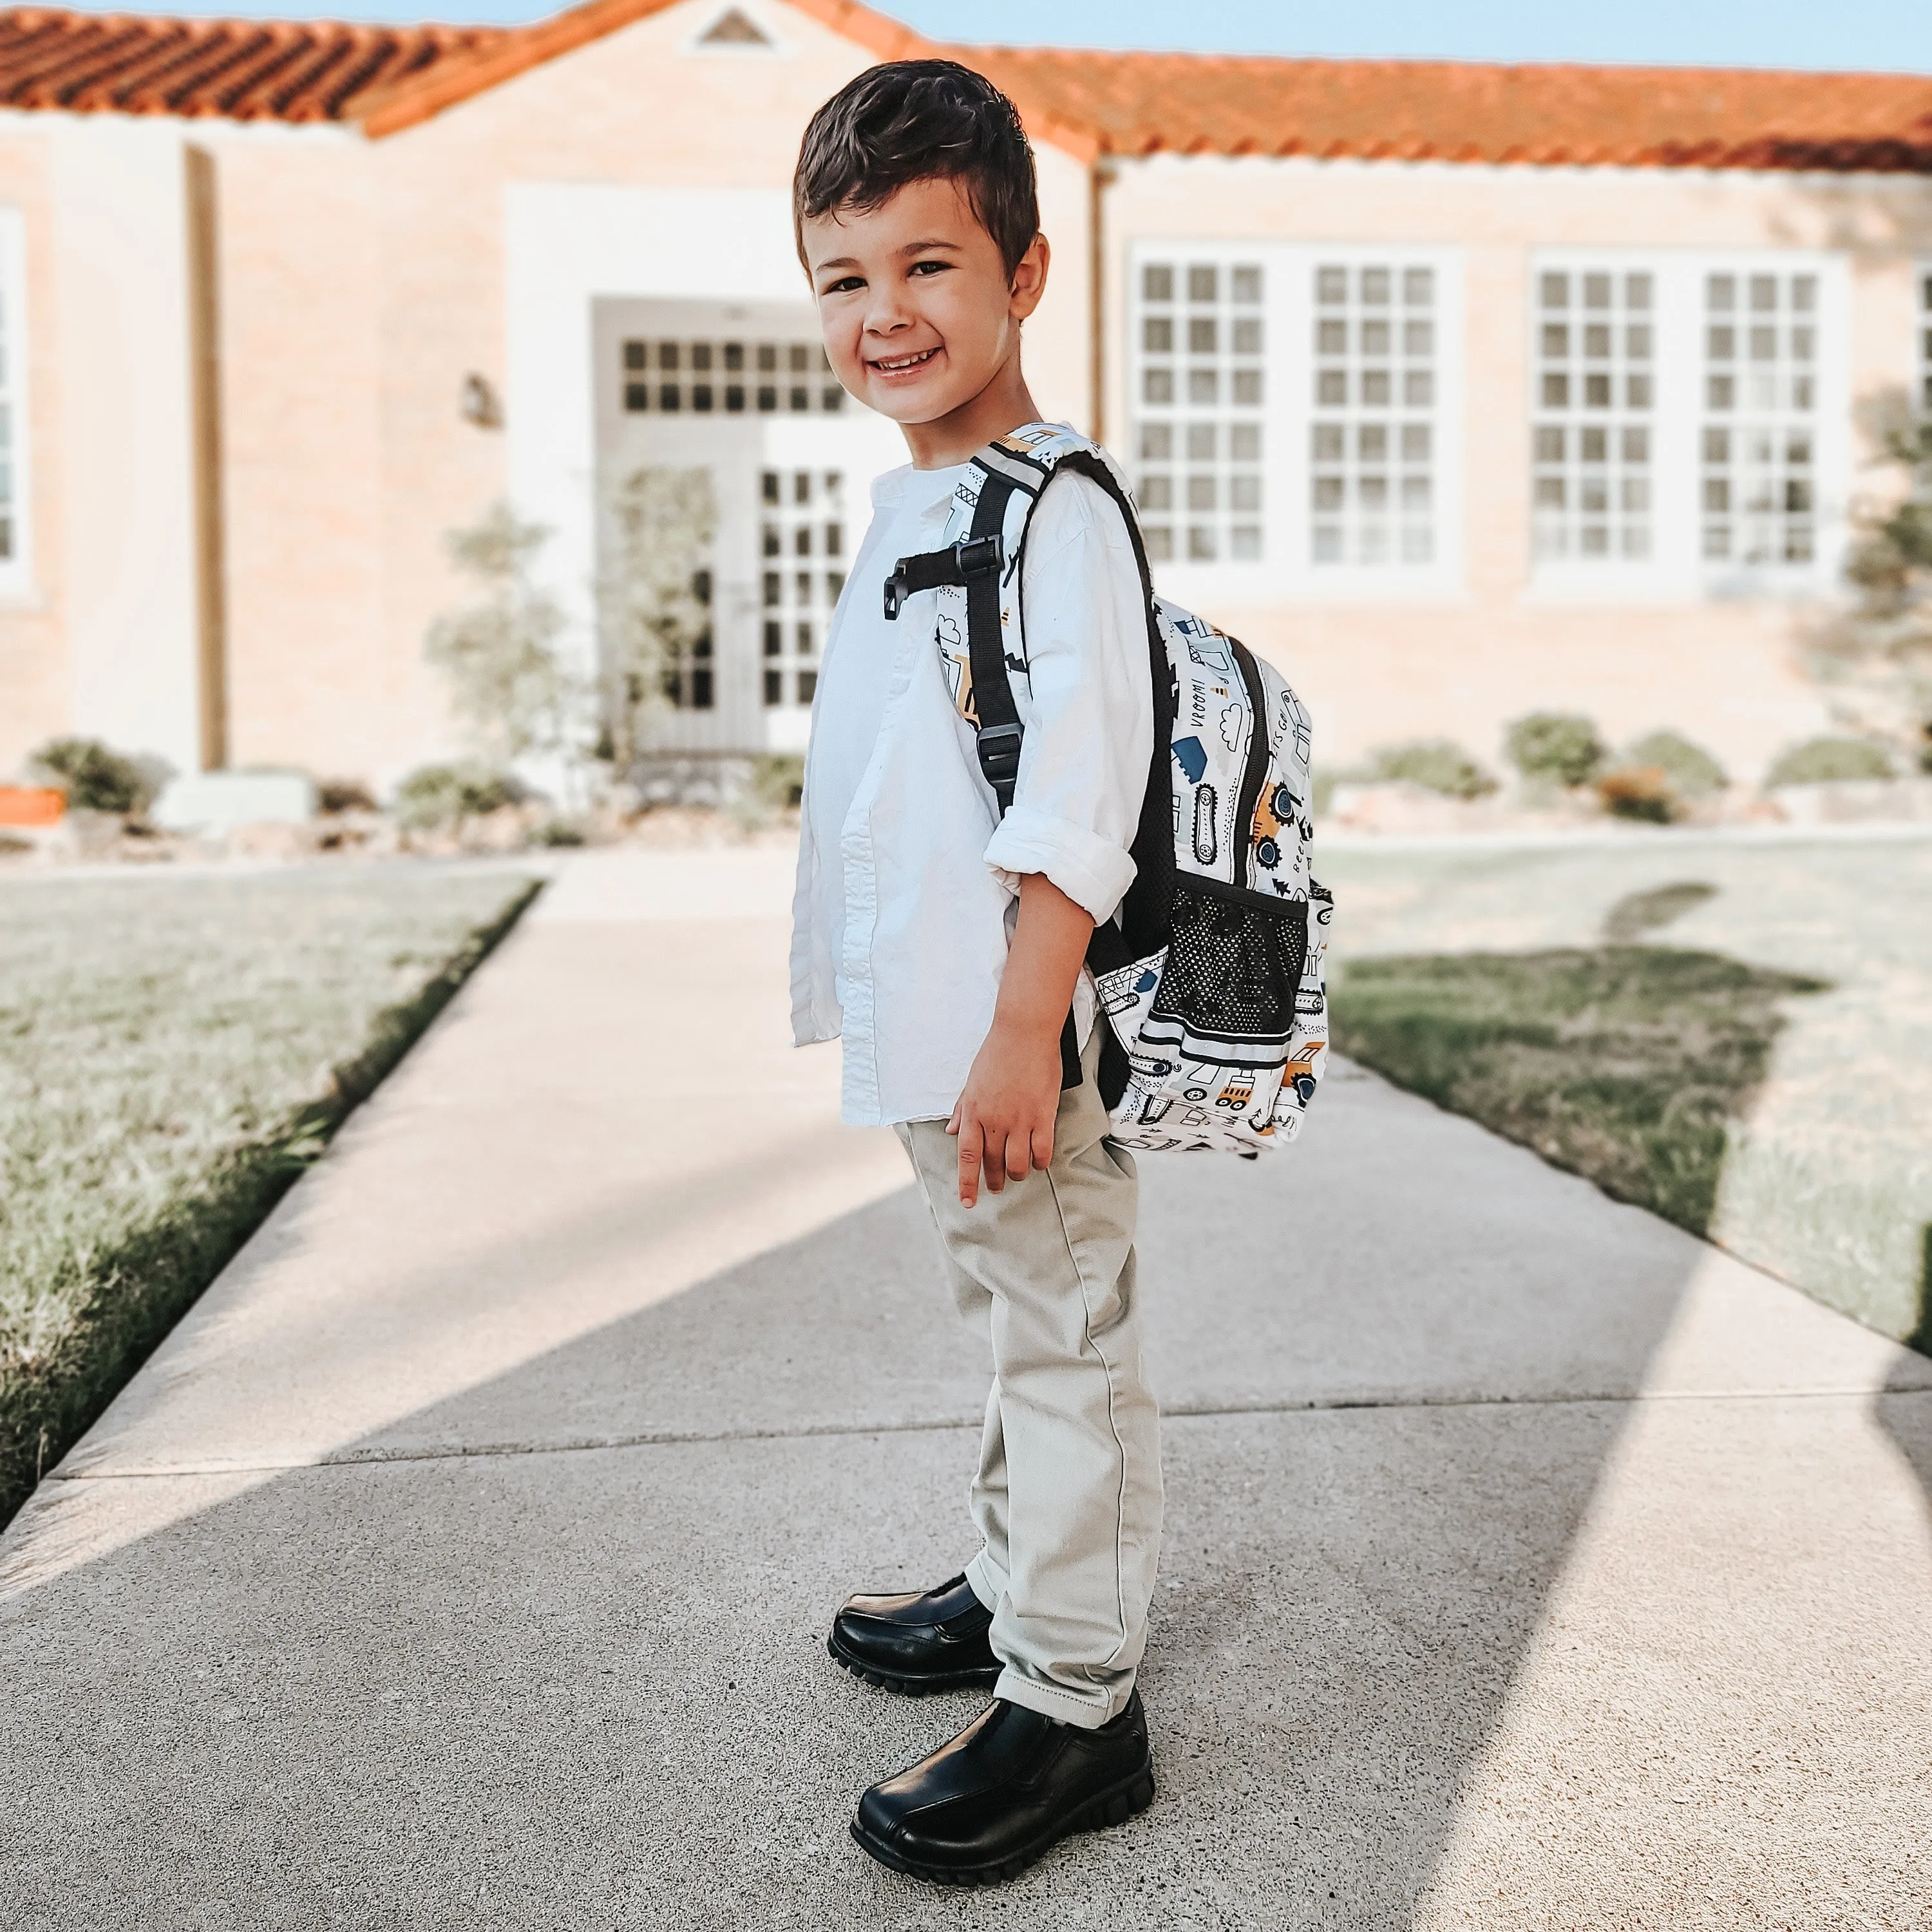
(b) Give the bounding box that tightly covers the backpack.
[882,422,1331,1156]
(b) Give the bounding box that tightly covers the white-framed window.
[1525,250,1847,601]
[0,207,31,596]
[759,464,844,710]
[1700,267,1821,569]
[1130,256,1267,565]
[621,334,842,418]
[1128,242,1464,599]
[1308,258,1443,569]
[1532,265,1656,563]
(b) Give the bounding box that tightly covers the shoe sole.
[848,1761,1155,1886]
[825,1631,1001,1698]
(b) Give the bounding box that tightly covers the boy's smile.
[802,175,1048,468]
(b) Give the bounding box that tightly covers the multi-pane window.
[1700,270,1818,567]
[1531,269,1654,561]
[1132,259,1266,564]
[622,337,844,415]
[761,467,846,707]
[1309,262,1437,566]
[661,567,714,710]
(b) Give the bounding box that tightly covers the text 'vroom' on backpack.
[882,422,1332,1157]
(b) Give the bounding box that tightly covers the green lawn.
[1320,832,1932,1347]
[0,865,539,1524]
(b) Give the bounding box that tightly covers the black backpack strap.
[884,442,1165,1097]
[882,473,1027,812]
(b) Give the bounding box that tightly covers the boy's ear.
[1009,232,1050,320]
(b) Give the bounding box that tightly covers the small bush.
[1364,739,1498,800]
[393,762,526,831]
[28,737,156,815]
[1596,766,1678,823]
[317,778,377,815]
[535,819,587,848]
[1505,712,1605,789]
[749,753,806,810]
[1623,730,1727,800]
[1765,736,1895,788]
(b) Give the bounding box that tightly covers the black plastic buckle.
[882,533,1005,622]
[956,532,1004,578]
[976,721,1023,797]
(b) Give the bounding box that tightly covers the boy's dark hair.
[794,61,1039,278]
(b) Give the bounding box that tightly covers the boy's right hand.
[946,1016,1063,1209]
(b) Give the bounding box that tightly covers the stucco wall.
[0,116,206,781]
[5,10,1930,794]
[1103,154,1932,783]
[236,0,1096,789]
[0,128,62,779]
[207,128,390,782]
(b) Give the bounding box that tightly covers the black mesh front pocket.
[1150,875,1309,1041]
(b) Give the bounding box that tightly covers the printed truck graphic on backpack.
[882,422,1331,1156]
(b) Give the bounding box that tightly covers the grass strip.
[1329,945,1829,1238]
[0,869,540,1526]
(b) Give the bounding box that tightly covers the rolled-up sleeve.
[981,473,1155,925]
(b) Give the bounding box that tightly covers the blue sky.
[76,0,1932,70]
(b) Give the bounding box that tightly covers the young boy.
[789,61,1162,1884]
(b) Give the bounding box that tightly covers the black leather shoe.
[851,1690,1154,1885]
[828,1573,1001,1695]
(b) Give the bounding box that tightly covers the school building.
[0,0,1929,793]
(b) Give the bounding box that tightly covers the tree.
[424,504,579,767]
[598,466,717,773]
[1805,394,1932,772]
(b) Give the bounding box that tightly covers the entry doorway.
[591,297,902,759]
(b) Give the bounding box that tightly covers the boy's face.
[802,176,1047,428]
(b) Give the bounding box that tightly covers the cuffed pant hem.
[964,1551,1003,1618]
[992,1666,1132,1732]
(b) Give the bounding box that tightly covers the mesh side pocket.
[1150,876,1308,1041]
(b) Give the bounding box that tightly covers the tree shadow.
[1329,939,1828,1241]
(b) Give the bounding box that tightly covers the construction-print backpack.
[882,422,1331,1156]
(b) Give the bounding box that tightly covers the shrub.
[749,753,806,810]
[1596,766,1678,824]
[317,778,377,815]
[28,737,156,815]
[1505,712,1606,789]
[1363,739,1498,800]
[1623,730,1727,800]
[535,819,587,848]
[393,762,526,831]
[1765,736,1895,788]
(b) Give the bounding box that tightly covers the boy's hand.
[947,1016,1063,1207]
[945,872,1094,1208]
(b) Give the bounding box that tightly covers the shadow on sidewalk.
[0,1069,1736,1929]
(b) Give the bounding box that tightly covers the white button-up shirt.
[790,448,1155,1126]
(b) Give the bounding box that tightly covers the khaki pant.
[895,1032,1162,1729]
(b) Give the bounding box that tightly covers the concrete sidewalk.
[3,848,1928,1930]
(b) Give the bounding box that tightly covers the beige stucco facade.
[0,0,1927,793]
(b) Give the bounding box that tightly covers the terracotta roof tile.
[0,0,1927,175]
[0,7,499,122]
[967,46,1932,174]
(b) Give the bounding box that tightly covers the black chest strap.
[883,471,1026,812]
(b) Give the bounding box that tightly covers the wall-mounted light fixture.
[460,372,503,428]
